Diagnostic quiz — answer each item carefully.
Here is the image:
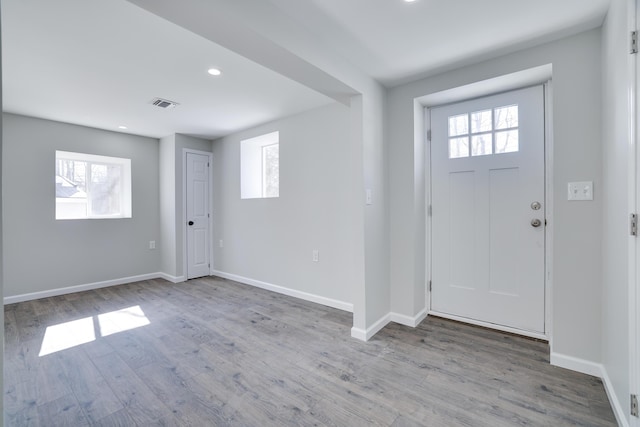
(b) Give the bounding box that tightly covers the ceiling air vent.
[150,97,179,109]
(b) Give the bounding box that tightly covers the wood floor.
[4,276,617,426]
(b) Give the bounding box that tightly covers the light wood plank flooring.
[5,276,617,426]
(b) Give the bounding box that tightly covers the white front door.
[186,152,211,279]
[430,85,545,334]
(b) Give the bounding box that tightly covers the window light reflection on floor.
[98,305,150,337]
[38,305,150,357]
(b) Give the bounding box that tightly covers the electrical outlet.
[149,240,156,250]
[312,250,319,262]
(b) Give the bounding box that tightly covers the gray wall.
[159,134,177,277]
[601,0,631,423]
[2,113,161,297]
[387,29,603,362]
[212,102,360,306]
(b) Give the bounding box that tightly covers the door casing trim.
[183,148,214,280]
[418,64,553,341]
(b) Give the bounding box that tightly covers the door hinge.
[632,394,638,417]
[631,213,638,236]
[207,162,210,167]
[427,129,432,142]
[632,31,638,54]
[428,280,432,292]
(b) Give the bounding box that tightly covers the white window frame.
[55,150,132,220]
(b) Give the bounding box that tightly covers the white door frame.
[183,148,214,279]
[419,65,554,341]
[631,1,639,425]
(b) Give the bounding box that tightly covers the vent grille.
[150,97,179,109]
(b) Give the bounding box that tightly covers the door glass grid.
[447,104,519,159]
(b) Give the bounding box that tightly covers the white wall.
[2,113,161,298]
[601,0,632,424]
[388,29,603,363]
[212,102,359,307]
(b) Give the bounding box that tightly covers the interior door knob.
[531,219,541,227]
[188,220,194,226]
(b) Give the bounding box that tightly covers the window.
[241,131,279,199]
[448,104,519,159]
[55,150,132,219]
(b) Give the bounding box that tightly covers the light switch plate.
[568,181,593,201]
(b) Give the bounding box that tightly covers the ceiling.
[1,0,333,139]
[2,0,611,140]
[269,0,611,86]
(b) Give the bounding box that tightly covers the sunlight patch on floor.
[39,305,150,356]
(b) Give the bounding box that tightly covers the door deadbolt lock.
[531,201,541,210]
[531,219,542,228]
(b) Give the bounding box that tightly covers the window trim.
[55,150,132,220]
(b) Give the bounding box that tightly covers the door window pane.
[471,134,493,156]
[448,114,468,137]
[471,110,492,133]
[495,105,518,129]
[449,137,469,158]
[495,130,519,153]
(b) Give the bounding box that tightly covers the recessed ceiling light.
[404,0,417,2]
[207,68,222,76]
[118,125,128,130]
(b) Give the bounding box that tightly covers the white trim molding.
[158,273,186,283]
[351,313,391,341]
[602,365,632,427]
[551,353,629,427]
[351,309,429,341]
[210,270,353,313]
[390,308,428,328]
[550,352,603,377]
[4,272,165,305]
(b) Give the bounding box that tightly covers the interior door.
[186,152,210,279]
[430,85,545,334]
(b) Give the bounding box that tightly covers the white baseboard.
[390,308,428,327]
[351,313,391,342]
[551,352,629,427]
[600,365,630,427]
[210,270,353,313]
[351,309,428,342]
[550,352,603,377]
[158,273,186,283]
[350,327,368,341]
[4,272,165,305]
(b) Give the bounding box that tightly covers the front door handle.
[531,219,542,228]
[188,220,194,226]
